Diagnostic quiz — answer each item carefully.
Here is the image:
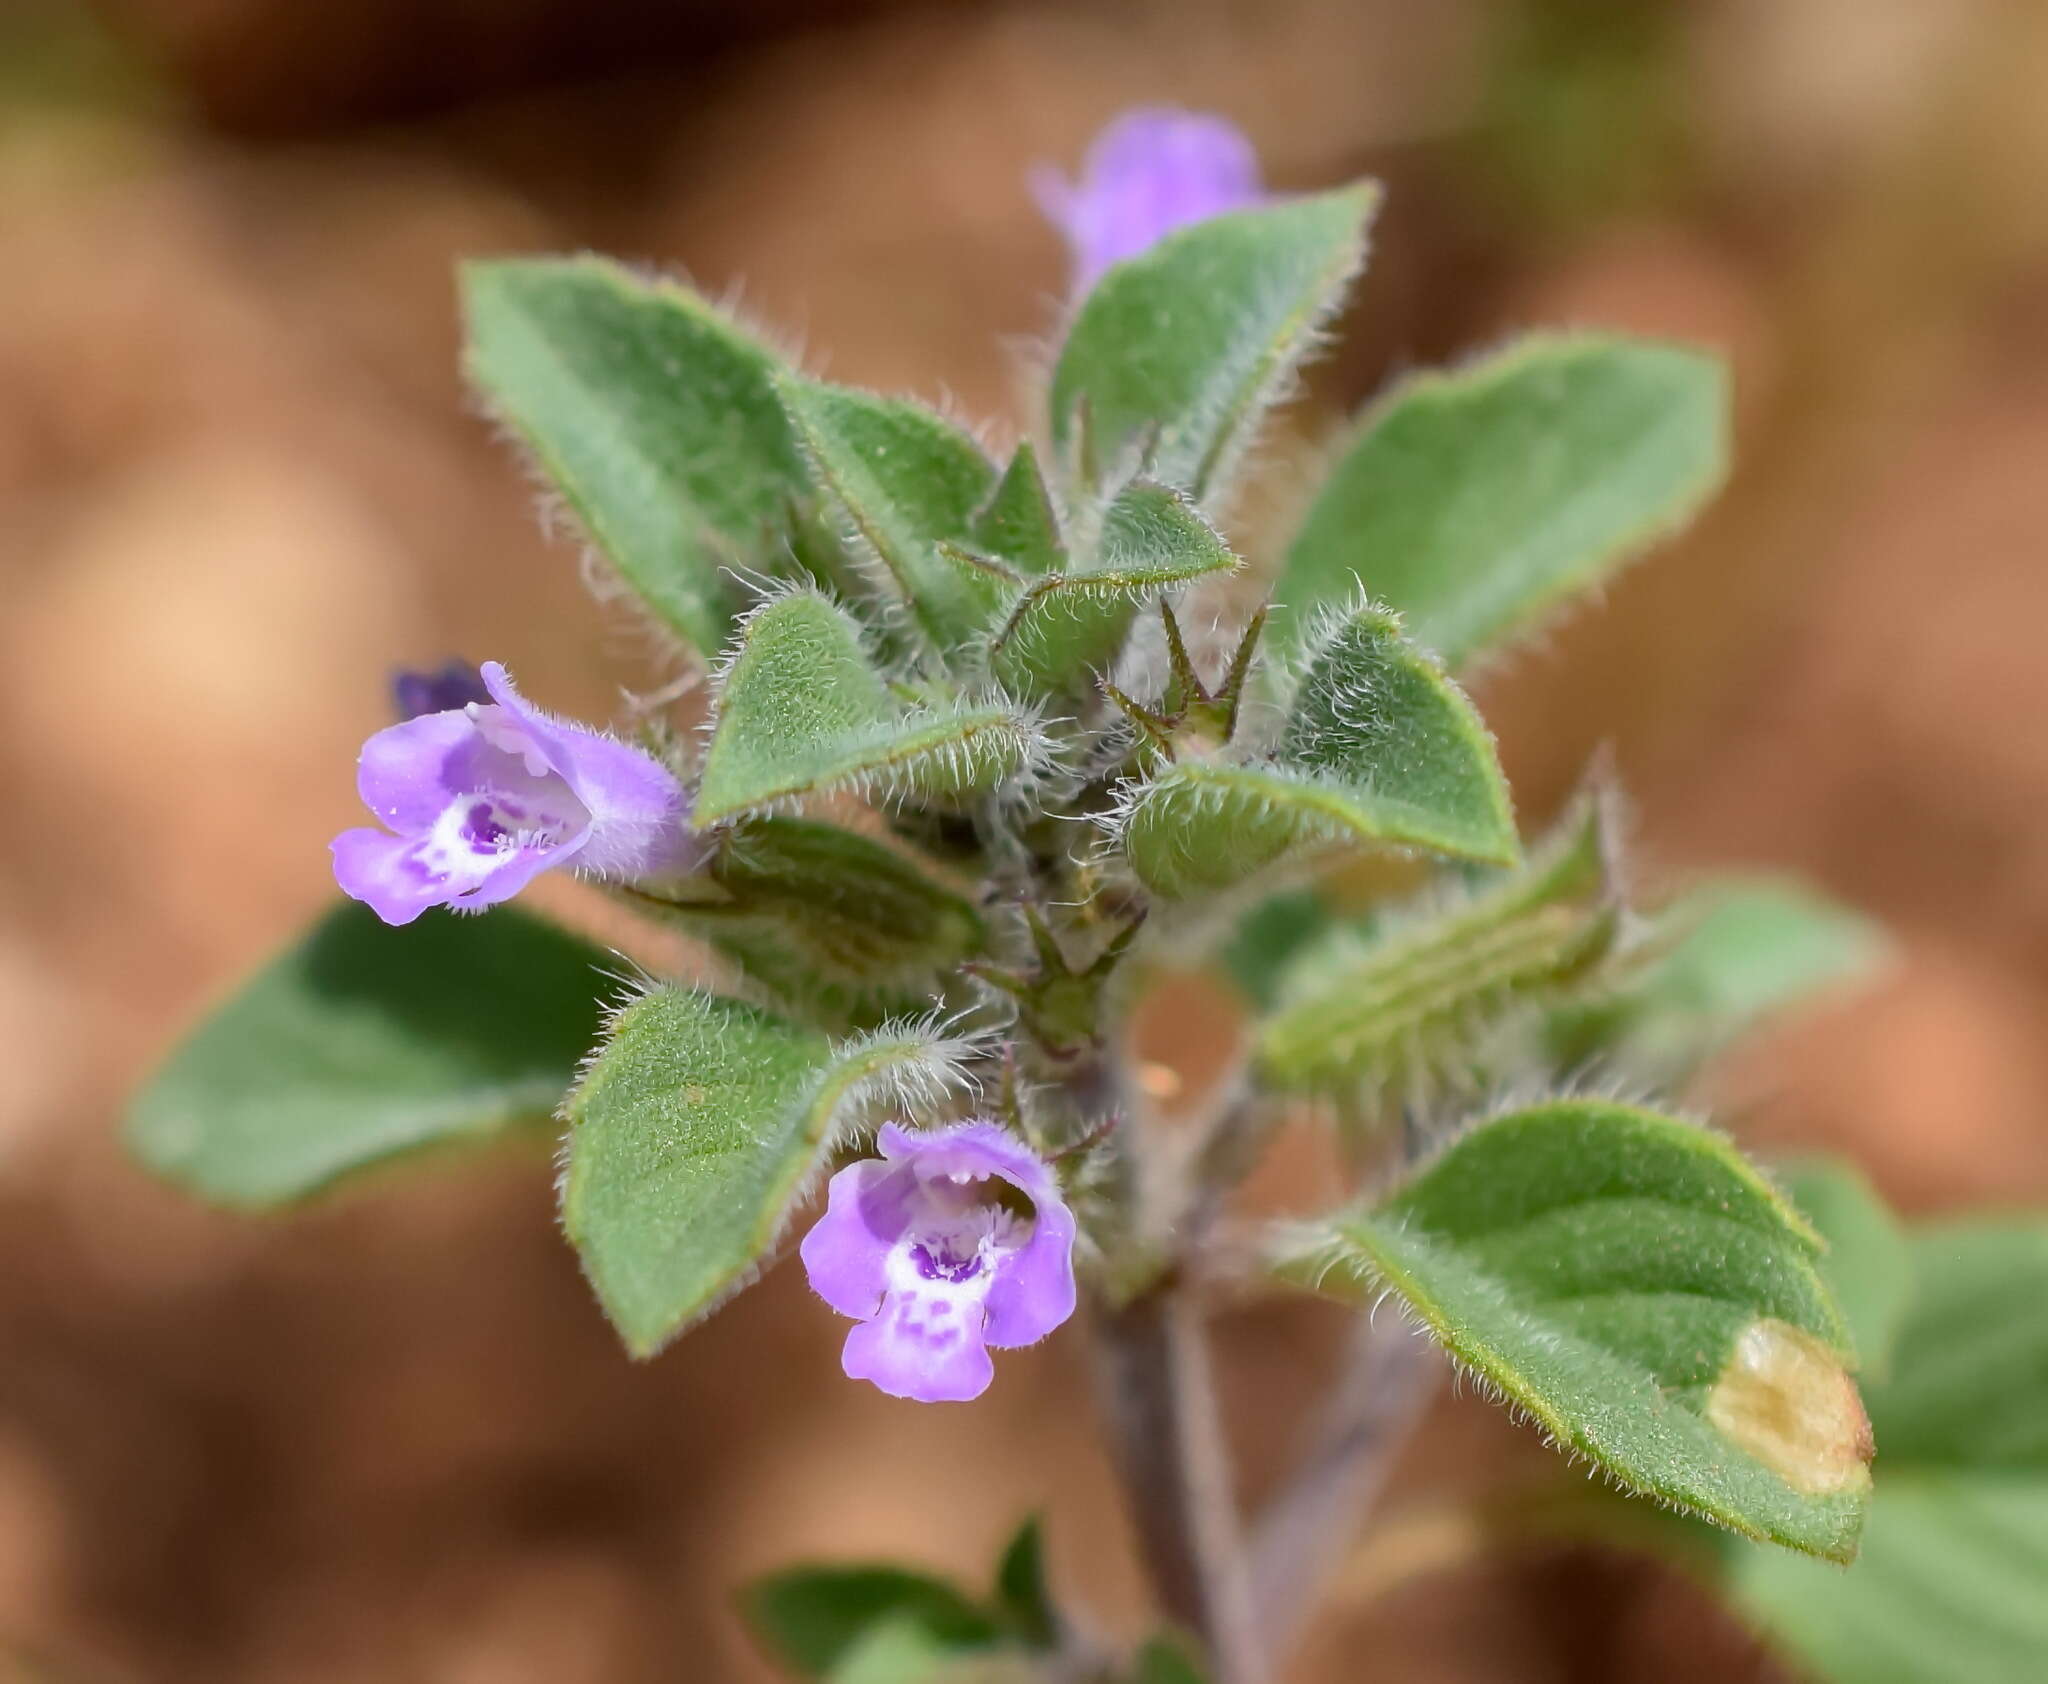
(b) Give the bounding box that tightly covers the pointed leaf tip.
[462,257,805,658]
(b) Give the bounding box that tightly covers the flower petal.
[1048,107,1265,288]
[799,1158,916,1321]
[331,810,573,926]
[884,1120,1062,1209]
[478,662,701,879]
[982,1196,1078,1349]
[331,827,445,926]
[841,1292,995,1403]
[355,709,479,834]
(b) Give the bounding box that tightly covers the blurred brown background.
[3,0,2046,1679]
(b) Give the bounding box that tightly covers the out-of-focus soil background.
[2,0,2046,1679]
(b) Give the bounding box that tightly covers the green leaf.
[1722,1219,2048,1682]
[1219,887,1331,1010]
[461,257,804,659]
[778,376,1004,650]
[1275,603,1517,848]
[1552,875,1889,1076]
[1050,185,1380,501]
[1279,1099,1871,1561]
[742,1565,998,1681]
[824,1619,981,1684]
[1130,1635,1209,1684]
[1117,603,1517,897]
[628,817,985,1024]
[1729,1470,2048,1684]
[1779,1157,1914,1380]
[560,991,966,1355]
[695,592,1037,823]
[1271,334,1729,667]
[973,441,1064,574]
[991,1517,1056,1649]
[1255,800,1615,1096]
[988,480,1237,698]
[1863,1221,2048,1467]
[126,902,608,1206]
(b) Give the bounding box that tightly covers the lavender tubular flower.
[801,1122,1077,1403]
[333,660,703,926]
[1035,107,1266,290]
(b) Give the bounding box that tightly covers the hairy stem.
[1249,1304,1440,1664]
[1090,1286,1266,1684]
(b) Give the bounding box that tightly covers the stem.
[1068,1037,1264,1684]
[1089,1288,1266,1684]
[1248,1305,1440,1664]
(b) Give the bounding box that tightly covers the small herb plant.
[126,111,2048,1684]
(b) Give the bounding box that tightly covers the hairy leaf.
[696,593,1036,822]
[1050,185,1380,500]
[462,258,803,658]
[778,376,1003,651]
[561,992,966,1354]
[127,902,608,1205]
[1272,334,1728,666]
[989,480,1236,698]
[630,817,984,1024]
[1280,1099,1871,1561]
[973,441,1064,575]
[1118,603,1516,897]
[1256,801,1615,1095]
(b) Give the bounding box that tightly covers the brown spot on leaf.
[1706,1318,1874,1494]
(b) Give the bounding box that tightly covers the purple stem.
[1090,1286,1265,1684]
[1248,1311,1441,1663]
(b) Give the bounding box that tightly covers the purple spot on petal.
[912,1243,986,1284]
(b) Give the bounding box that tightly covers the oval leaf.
[777,375,1004,651]
[1117,602,1516,897]
[1278,1099,1871,1561]
[696,593,1037,822]
[561,991,967,1354]
[1272,334,1729,667]
[1050,185,1379,501]
[126,901,609,1205]
[628,817,985,1024]
[461,258,805,659]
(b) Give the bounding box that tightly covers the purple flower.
[392,659,491,720]
[332,660,704,926]
[801,1121,1078,1403]
[1035,107,1266,291]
